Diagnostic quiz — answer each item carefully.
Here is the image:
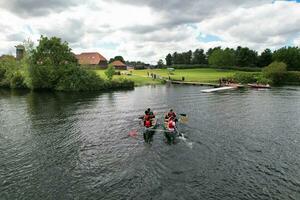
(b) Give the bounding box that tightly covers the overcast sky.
[0,0,300,63]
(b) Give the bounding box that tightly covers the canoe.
[248,84,271,89]
[143,118,158,143]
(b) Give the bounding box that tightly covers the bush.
[55,66,105,91]
[233,72,260,83]
[104,78,134,90]
[263,61,287,85]
[10,71,26,89]
[284,71,300,84]
[26,65,57,89]
[105,64,115,80]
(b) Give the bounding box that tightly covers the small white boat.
[201,86,236,93]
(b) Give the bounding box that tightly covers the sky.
[0,0,300,63]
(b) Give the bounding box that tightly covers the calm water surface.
[1,85,300,200]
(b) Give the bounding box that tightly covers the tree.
[109,56,125,63]
[172,52,178,64]
[30,35,77,66]
[272,47,300,70]
[185,50,192,64]
[157,59,164,68]
[263,61,287,85]
[258,48,273,67]
[105,64,115,80]
[165,53,172,66]
[235,46,258,67]
[208,48,235,67]
[206,46,221,58]
[192,49,206,64]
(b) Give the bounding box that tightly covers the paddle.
[178,113,188,124]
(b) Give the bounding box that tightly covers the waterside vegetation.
[0,36,134,91]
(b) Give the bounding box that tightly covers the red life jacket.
[145,120,151,128]
[144,114,150,120]
[168,120,175,129]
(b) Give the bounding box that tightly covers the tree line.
[165,46,300,71]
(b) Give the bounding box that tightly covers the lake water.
[1,85,300,200]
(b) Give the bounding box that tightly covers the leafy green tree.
[192,49,207,64]
[0,55,26,88]
[172,52,178,64]
[206,47,221,58]
[263,61,287,85]
[157,59,164,68]
[208,48,235,67]
[184,50,192,64]
[235,46,258,67]
[105,64,115,80]
[258,48,273,67]
[109,56,125,63]
[165,53,172,66]
[30,36,77,67]
[272,47,300,70]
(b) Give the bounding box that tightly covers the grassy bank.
[95,70,163,86]
[95,68,238,86]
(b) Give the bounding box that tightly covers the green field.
[95,68,237,86]
[94,70,162,86]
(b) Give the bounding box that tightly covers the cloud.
[38,18,85,43]
[0,0,300,63]
[198,1,300,50]
[0,0,79,17]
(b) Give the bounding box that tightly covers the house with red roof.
[111,60,127,70]
[76,52,108,68]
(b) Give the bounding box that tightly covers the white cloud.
[198,1,300,51]
[0,0,300,63]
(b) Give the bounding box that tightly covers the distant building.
[111,60,127,70]
[76,52,108,68]
[15,45,25,60]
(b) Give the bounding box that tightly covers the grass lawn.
[94,68,237,86]
[94,70,162,86]
[134,68,236,83]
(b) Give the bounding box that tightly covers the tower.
[15,45,25,60]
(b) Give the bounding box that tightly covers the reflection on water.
[1,85,300,200]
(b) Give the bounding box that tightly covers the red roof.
[111,60,126,66]
[76,52,107,65]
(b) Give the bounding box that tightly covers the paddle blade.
[179,116,188,123]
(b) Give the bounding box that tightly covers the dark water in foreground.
[1,85,300,200]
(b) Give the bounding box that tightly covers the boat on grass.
[248,83,271,89]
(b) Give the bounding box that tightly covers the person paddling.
[146,108,155,119]
[167,109,176,119]
[168,117,176,132]
[143,111,152,127]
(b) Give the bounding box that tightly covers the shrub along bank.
[0,36,134,91]
[232,62,300,85]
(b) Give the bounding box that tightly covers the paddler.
[168,117,176,132]
[146,108,155,119]
[143,111,152,127]
[167,109,176,119]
